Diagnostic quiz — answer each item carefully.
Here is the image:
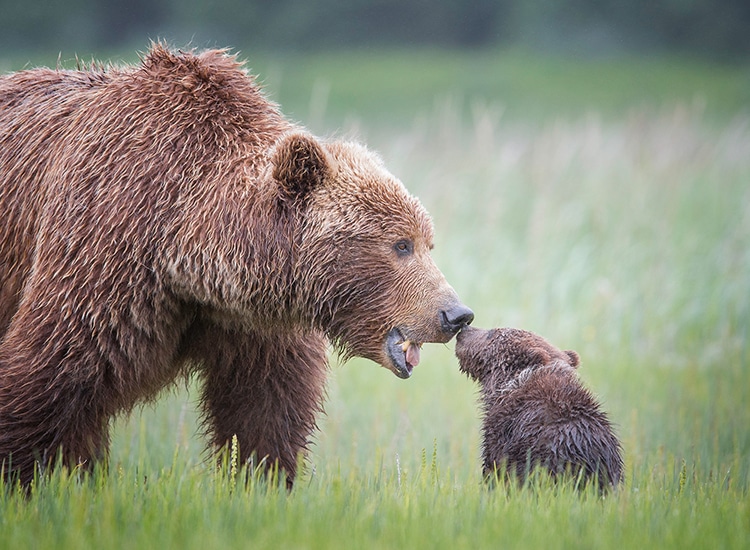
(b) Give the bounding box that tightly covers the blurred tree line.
[1,0,748,59]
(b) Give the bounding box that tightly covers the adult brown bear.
[0,44,473,487]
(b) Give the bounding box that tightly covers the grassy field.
[1,48,749,548]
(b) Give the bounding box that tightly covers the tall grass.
[1,50,749,548]
[0,447,747,549]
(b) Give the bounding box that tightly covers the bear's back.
[0,46,292,339]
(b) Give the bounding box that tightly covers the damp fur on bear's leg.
[190,323,328,489]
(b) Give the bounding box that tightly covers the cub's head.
[455,326,579,384]
[273,132,473,378]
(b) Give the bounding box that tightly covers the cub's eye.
[393,239,414,257]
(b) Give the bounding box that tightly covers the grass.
[1,48,749,548]
[0,451,747,548]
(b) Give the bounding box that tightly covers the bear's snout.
[440,304,474,335]
[454,325,494,381]
[455,324,485,349]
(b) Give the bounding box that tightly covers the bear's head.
[273,132,473,378]
[455,326,579,384]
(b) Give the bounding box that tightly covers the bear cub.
[455,326,623,491]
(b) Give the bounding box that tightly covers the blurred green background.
[1,0,749,59]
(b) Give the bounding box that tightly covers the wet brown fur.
[455,327,623,491]
[0,44,465,486]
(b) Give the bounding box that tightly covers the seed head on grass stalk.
[230,434,239,490]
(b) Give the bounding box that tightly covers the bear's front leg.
[196,327,328,488]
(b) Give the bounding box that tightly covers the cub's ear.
[272,132,330,199]
[565,350,580,368]
[528,347,551,368]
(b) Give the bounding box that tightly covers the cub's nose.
[440,304,475,335]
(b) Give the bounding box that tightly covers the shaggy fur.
[455,326,623,491]
[0,44,471,486]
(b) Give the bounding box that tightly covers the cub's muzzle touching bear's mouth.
[385,304,475,379]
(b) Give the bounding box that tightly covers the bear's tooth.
[401,340,411,352]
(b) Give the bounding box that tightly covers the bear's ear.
[272,132,330,199]
[565,350,580,368]
[528,347,551,367]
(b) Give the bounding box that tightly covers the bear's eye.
[393,239,414,257]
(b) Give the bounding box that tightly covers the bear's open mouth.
[385,328,422,379]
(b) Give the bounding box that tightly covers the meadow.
[1,47,749,548]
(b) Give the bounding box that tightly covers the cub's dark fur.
[456,326,623,490]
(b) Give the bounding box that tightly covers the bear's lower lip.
[385,328,417,379]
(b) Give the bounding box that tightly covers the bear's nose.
[440,304,475,335]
